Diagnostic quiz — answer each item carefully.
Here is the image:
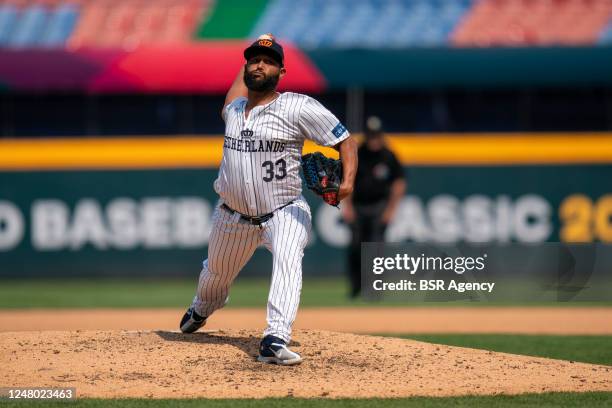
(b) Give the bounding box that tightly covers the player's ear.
[280,67,286,78]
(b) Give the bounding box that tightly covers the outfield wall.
[2,46,612,92]
[0,134,611,278]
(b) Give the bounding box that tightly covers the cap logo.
[258,39,273,47]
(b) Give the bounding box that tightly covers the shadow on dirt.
[154,330,260,357]
[155,330,302,359]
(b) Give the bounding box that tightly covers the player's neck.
[247,90,280,109]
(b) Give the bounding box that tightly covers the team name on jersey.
[223,136,286,153]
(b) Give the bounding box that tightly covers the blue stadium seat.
[250,0,473,49]
[0,5,19,47]
[40,4,79,47]
[7,5,49,48]
[599,20,612,45]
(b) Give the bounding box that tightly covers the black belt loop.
[221,200,294,227]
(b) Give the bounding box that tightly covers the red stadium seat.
[452,0,612,46]
[65,0,210,49]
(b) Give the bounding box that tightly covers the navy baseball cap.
[244,38,284,67]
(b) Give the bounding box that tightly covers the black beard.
[243,70,279,92]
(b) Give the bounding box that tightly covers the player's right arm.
[222,65,248,119]
[298,95,357,202]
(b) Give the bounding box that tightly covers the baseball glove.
[301,152,343,206]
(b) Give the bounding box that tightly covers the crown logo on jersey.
[258,39,273,47]
[241,129,254,138]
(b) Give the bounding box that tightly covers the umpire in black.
[342,116,406,298]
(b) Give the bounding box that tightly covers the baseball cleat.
[257,335,302,366]
[179,307,206,333]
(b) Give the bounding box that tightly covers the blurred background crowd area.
[1,0,611,49]
[0,0,611,136]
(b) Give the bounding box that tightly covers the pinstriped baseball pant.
[191,197,311,343]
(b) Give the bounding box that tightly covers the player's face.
[244,54,285,92]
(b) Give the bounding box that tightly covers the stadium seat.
[0,4,19,46]
[67,1,106,48]
[251,0,472,48]
[6,4,49,48]
[0,0,80,48]
[66,0,210,49]
[2,0,610,50]
[599,19,612,43]
[452,0,612,47]
[40,2,78,47]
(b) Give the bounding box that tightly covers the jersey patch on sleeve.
[332,123,347,138]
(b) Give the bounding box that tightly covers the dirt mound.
[1,329,611,398]
[2,307,611,334]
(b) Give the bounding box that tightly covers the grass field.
[390,334,612,366]
[0,278,610,308]
[0,278,354,308]
[2,393,611,407]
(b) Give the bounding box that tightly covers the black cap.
[244,38,284,67]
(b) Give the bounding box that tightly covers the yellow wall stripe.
[386,133,612,166]
[0,133,611,171]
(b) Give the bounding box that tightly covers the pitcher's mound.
[1,329,611,398]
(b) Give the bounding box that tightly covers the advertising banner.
[1,164,611,277]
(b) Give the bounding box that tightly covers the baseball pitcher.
[179,34,358,365]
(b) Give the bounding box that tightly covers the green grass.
[1,393,611,407]
[0,278,358,309]
[0,278,610,309]
[388,334,612,366]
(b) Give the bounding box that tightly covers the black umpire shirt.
[352,145,405,205]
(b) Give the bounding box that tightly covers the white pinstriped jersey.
[214,92,350,216]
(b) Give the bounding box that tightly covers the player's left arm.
[334,136,358,202]
[298,96,358,202]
